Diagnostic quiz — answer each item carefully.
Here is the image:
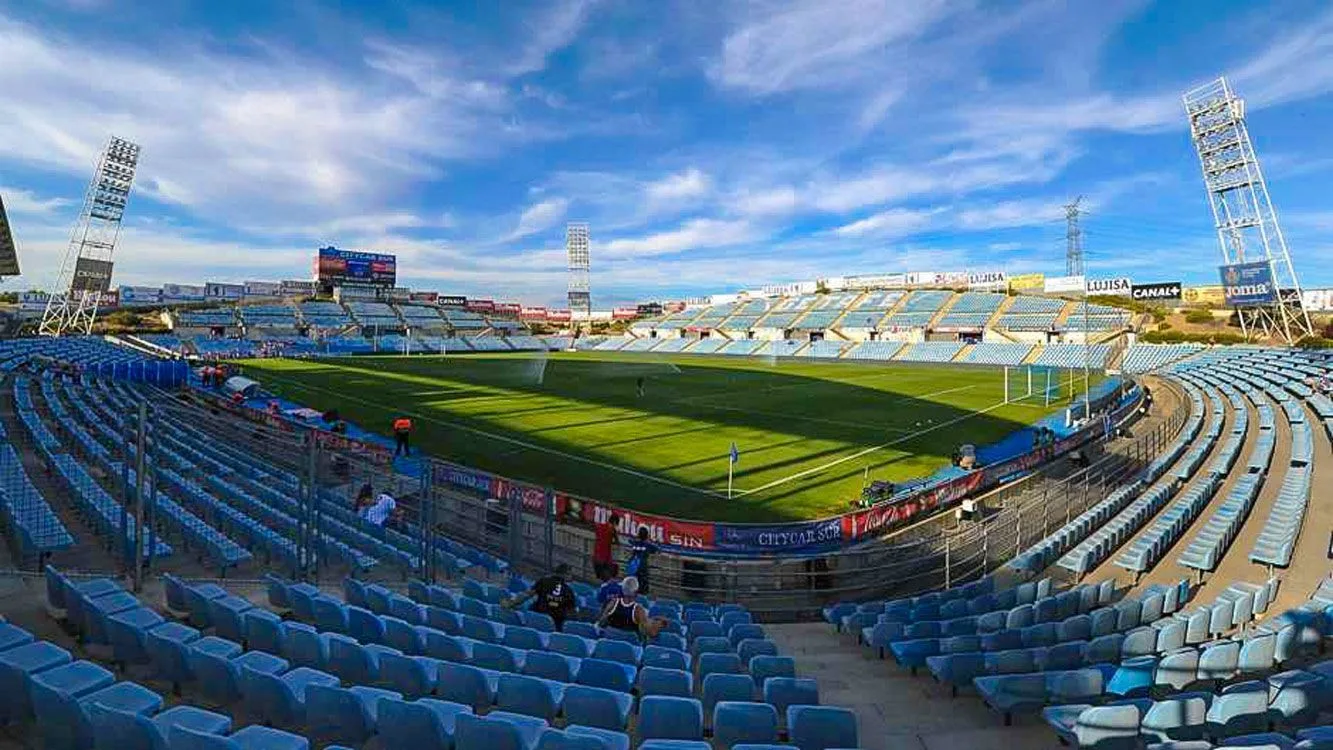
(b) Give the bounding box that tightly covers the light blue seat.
[1048,668,1105,705]
[305,684,401,746]
[455,711,548,750]
[562,685,632,730]
[1086,634,1126,665]
[643,646,689,672]
[376,696,473,750]
[496,674,565,721]
[427,607,462,635]
[713,702,779,748]
[1141,691,1211,743]
[384,617,428,655]
[727,625,764,649]
[576,658,634,694]
[505,627,548,652]
[702,673,756,725]
[188,647,288,706]
[748,656,795,688]
[984,649,1035,675]
[379,653,439,699]
[425,631,473,663]
[1122,627,1158,659]
[523,650,578,683]
[1267,670,1324,728]
[519,611,556,633]
[565,622,600,640]
[639,667,693,698]
[1156,621,1188,653]
[240,665,339,731]
[1205,681,1269,739]
[762,677,818,720]
[926,653,987,696]
[436,662,499,711]
[183,583,229,629]
[145,623,203,691]
[549,634,593,659]
[282,623,329,671]
[32,672,162,750]
[170,723,309,750]
[1156,648,1201,692]
[328,635,400,685]
[244,610,285,655]
[1107,655,1158,699]
[974,673,1047,724]
[91,703,231,750]
[474,642,527,674]
[639,696,704,742]
[0,640,72,723]
[592,640,641,667]
[207,597,254,644]
[1041,642,1086,672]
[1199,641,1241,685]
[390,595,426,625]
[106,609,165,666]
[564,725,630,750]
[462,615,503,644]
[343,577,370,609]
[1238,633,1277,675]
[786,705,858,750]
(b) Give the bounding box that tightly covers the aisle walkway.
[767,623,1060,750]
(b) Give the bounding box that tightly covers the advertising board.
[162,283,206,302]
[205,282,244,301]
[1182,285,1225,306]
[466,299,495,312]
[72,258,114,293]
[1044,275,1085,294]
[1220,261,1277,307]
[280,279,317,296]
[612,307,638,320]
[409,291,439,303]
[439,295,467,307]
[1086,277,1132,296]
[1131,282,1182,302]
[967,271,1007,291]
[119,285,163,307]
[244,280,282,297]
[315,246,397,288]
[1007,273,1045,292]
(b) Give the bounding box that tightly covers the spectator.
[597,576,668,641]
[361,491,399,528]
[393,416,413,457]
[596,565,622,607]
[592,512,621,581]
[506,563,577,631]
[626,526,658,594]
[353,483,374,513]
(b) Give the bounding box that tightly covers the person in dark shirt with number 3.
[505,563,577,631]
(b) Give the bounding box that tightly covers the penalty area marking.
[257,371,733,500]
[731,397,1025,497]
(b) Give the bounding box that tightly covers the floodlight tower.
[40,136,141,336]
[1064,197,1084,277]
[1183,77,1313,344]
[566,222,591,316]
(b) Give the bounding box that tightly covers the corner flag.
[729,443,740,465]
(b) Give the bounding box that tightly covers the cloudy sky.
[2,0,1333,306]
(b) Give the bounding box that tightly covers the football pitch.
[237,352,1093,522]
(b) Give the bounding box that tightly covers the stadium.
[3,11,1333,750]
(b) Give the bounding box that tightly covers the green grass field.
[237,352,1092,522]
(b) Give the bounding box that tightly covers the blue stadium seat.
[713,702,779,748]
[561,685,632,730]
[376,697,473,750]
[638,696,704,743]
[787,706,859,750]
[305,684,401,746]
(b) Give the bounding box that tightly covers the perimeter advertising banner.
[1182,285,1225,305]
[409,291,439,303]
[1131,282,1182,302]
[162,283,206,302]
[1008,273,1045,292]
[316,246,397,288]
[520,307,548,320]
[495,302,522,315]
[1220,261,1277,307]
[1086,277,1132,296]
[612,307,638,320]
[205,282,244,301]
[280,279,317,296]
[967,271,1007,291]
[244,280,282,297]
[0,193,20,276]
[439,295,467,307]
[466,299,495,312]
[1044,275,1085,294]
[546,309,572,322]
[1303,289,1333,312]
[119,285,163,307]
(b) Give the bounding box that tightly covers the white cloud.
[507,0,602,76]
[645,168,712,204]
[726,187,800,217]
[507,198,570,241]
[602,218,759,258]
[954,199,1065,231]
[832,207,936,238]
[711,0,958,95]
[0,186,73,217]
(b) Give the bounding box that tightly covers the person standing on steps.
[593,512,621,581]
[393,416,413,457]
[626,526,658,594]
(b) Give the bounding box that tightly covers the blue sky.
[2,0,1333,307]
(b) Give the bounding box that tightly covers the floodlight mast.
[1183,77,1312,344]
[40,136,141,337]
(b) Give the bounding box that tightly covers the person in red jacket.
[593,512,621,581]
[393,416,413,456]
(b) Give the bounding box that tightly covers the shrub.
[1184,309,1215,325]
[1158,322,1173,331]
